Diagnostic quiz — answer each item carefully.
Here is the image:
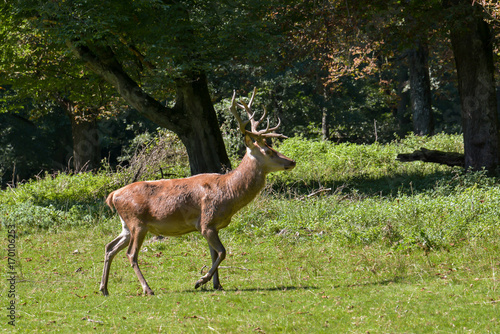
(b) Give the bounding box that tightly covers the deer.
[100,88,296,295]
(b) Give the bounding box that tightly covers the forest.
[2,1,500,332]
[1,0,499,184]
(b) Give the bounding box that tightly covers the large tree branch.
[66,40,181,131]
[397,148,465,167]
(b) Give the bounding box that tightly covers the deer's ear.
[244,134,256,148]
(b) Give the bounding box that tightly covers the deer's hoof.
[195,278,207,289]
[195,273,212,289]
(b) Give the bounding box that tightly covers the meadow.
[1,134,499,333]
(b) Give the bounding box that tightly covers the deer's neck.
[224,152,267,206]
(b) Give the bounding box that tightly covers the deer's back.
[109,175,228,235]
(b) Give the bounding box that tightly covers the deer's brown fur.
[99,89,295,295]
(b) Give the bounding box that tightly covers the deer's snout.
[284,160,296,170]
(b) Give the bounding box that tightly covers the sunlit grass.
[4,226,499,333]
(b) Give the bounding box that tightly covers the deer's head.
[229,88,296,173]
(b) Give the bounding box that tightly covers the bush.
[0,172,114,207]
[0,201,113,233]
[4,133,500,249]
[227,181,500,250]
[268,133,462,195]
[114,128,190,185]
[0,171,116,233]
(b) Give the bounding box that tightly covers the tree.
[443,0,499,170]
[0,10,124,171]
[394,1,438,136]
[408,40,434,136]
[476,0,500,22]
[373,0,498,168]
[5,0,282,175]
[395,58,411,135]
[397,0,499,170]
[288,0,498,170]
[274,0,385,140]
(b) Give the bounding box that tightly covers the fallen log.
[396,148,464,167]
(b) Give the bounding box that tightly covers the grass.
[1,133,500,332]
[5,227,500,333]
[270,132,464,195]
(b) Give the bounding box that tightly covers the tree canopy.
[1,0,499,183]
[2,0,287,174]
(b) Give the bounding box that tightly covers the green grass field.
[2,134,499,333]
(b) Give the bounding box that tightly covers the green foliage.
[0,201,112,233]
[0,172,115,233]
[0,127,191,233]
[0,3,117,110]
[0,171,114,207]
[3,133,498,254]
[227,179,500,251]
[269,132,463,195]
[212,61,406,142]
[7,0,283,80]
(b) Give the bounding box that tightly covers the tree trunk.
[445,0,499,170]
[174,75,232,175]
[396,59,411,136]
[321,109,329,141]
[408,40,434,136]
[57,97,101,172]
[70,116,101,172]
[315,74,329,141]
[67,42,231,175]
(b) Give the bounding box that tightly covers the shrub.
[0,172,114,207]
[268,134,462,195]
[115,128,190,185]
[4,133,500,249]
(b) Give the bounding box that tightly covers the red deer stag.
[100,88,296,295]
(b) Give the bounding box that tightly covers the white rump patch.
[118,215,130,236]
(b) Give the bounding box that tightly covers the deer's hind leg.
[126,222,154,295]
[100,216,131,296]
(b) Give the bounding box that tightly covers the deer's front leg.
[209,245,223,290]
[195,228,226,289]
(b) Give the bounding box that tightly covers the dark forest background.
[1,0,499,186]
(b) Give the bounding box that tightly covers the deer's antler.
[229,87,287,140]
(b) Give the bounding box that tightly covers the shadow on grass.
[342,276,408,289]
[180,285,319,294]
[180,276,409,294]
[17,167,467,211]
[270,169,461,198]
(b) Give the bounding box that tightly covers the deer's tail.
[106,191,116,212]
